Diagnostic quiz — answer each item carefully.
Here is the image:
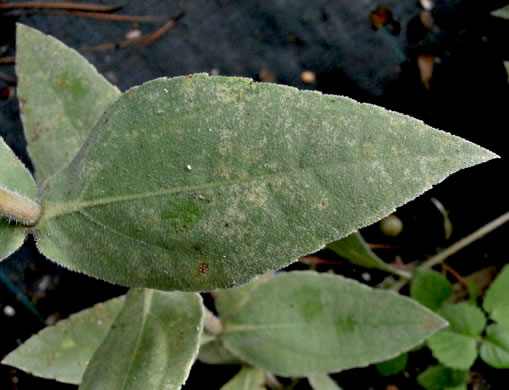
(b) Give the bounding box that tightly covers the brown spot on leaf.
[198,263,209,274]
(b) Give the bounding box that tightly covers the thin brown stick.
[80,13,184,52]
[0,1,123,12]
[0,56,15,64]
[443,263,468,287]
[61,10,165,23]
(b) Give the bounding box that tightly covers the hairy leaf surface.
[34,74,496,291]
[0,137,38,260]
[79,289,203,390]
[216,271,446,376]
[16,24,121,183]
[2,296,124,384]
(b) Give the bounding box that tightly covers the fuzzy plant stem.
[203,307,224,336]
[0,187,41,226]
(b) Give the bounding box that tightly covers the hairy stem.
[0,188,41,226]
[203,307,224,336]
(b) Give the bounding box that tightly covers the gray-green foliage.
[1,297,124,384]
[216,271,445,376]
[0,23,500,390]
[16,24,121,183]
[79,289,203,390]
[33,72,496,291]
[0,137,39,260]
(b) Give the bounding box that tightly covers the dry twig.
[0,1,123,12]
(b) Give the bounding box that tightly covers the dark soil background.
[1,0,509,389]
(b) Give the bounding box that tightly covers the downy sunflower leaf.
[215,271,446,376]
[0,137,39,260]
[16,24,121,183]
[79,289,203,390]
[2,296,124,384]
[33,74,496,291]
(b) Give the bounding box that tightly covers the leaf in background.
[0,137,38,260]
[483,264,509,328]
[410,270,452,311]
[16,24,121,183]
[479,324,509,369]
[34,74,496,292]
[491,5,509,19]
[308,373,343,390]
[79,289,203,390]
[327,232,410,278]
[375,352,408,376]
[198,338,240,365]
[219,366,265,390]
[417,365,468,390]
[216,271,446,376]
[427,303,486,370]
[505,62,509,84]
[2,296,124,384]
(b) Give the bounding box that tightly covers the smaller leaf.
[0,137,39,260]
[327,232,410,278]
[308,373,343,390]
[217,271,446,376]
[2,296,124,384]
[79,289,203,390]
[199,338,241,365]
[491,5,509,19]
[410,270,452,311]
[417,364,468,390]
[375,353,408,376]
[479,324,509,369]
[483,264,509,328]
[427,303,486,370]
[220,366,265,390]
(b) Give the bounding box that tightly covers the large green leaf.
[308,373,343,390]
[215,271,446,376]
[0,137,39,260]
[410,270,452,311]
[2,296,124,384]
[16,24,121,183]
[219,366,266,390]
[427,303,486,370]
[33,74,496,291]
[198,336,240,365]
[79,289,203,390]
[479,324,509,369]
[483,264,509,328]
[327,232,410,278]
